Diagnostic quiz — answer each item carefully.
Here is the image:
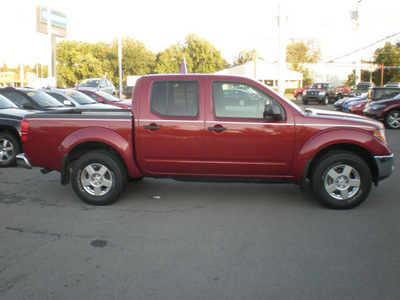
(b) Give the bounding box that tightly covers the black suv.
[302,82,340,105]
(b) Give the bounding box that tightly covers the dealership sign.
[36,6,67,38]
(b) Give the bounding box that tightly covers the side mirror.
[263,104,282,120]
[63,100,74,107]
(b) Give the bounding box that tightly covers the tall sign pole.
[36,6,67,87]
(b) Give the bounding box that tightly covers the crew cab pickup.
[17,74,394,209]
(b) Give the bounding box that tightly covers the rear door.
[136,78,205,176]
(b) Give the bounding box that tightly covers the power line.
[326,31,400,63]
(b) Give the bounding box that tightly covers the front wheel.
[311,151,372,209]
[322,95,329,105]
[384,110,400,129]
[71,151,127,205]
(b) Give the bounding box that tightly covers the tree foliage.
[233,50,259,66]
[54,34,228,88]
[286,41,321,87]
[373,41,400,84]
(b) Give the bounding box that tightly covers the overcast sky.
[2,0,399,68]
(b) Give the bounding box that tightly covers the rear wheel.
[0,133,21,167]
[71,151,127,205]
[384,110,400,129]
[296,93,303,101]
[311,151,372,209]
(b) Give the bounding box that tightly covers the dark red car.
[77,89,131,108]
[348,100,367,115]
[363,94,400,129]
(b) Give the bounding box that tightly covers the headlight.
[370,104,386,110]
[318,92,325,95]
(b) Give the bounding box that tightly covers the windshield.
[0,94,18,109]
[80,79,99,88]
[309,83,328,89]
[64,91,97,105]
[96,90,121,102]
[22,90,64,107]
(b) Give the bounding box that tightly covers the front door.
[204,80,295,178]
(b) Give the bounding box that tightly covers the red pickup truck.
[17,74,394,209]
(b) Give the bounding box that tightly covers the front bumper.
[16,153,32,169]
[374,154,394,181]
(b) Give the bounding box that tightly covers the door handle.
[207,126,227,132]
[143,125,161,130]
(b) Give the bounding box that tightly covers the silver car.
[78,78,116,96]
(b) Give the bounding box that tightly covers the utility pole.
[118,36,123,98]
[351,0,362,84]
[277,0,287,97]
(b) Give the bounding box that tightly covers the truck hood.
[305,108,383,128]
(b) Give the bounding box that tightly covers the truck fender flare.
[293,128,383,183]
[59,127,142,180]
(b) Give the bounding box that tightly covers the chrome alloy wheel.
[0,138,14,164]
[80,163,114,196]
[388,112,400,129]
[324,164,361,200]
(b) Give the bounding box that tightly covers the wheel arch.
[306,143,378,183]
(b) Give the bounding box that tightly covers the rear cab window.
[150,81,199,117]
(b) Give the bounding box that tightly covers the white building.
[215,59,303,89]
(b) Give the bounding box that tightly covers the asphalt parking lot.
[1,104,399,300]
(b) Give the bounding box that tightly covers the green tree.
[233,50,259,66]
[155,34,227,74]
[373,42,400,85]
[286,41,321,87]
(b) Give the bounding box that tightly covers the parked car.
[363,93,400,129]
[349,82,375,98]
[334,92,367,111]
[302,82,341,105]
[42,89,119,109]
[367,87,400,102]
[342,94,368,112]
[77,89,131,108]
[0,95,36,167]
[222,88,260,106]
[293,84,311,101]
[384,82,400,88]
[0,87,65,110]
[78,78,116,96]
[348,100,367,115]
[337,86,351,97]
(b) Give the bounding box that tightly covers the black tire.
[71,151,127,205]
[296,94,303,101]
[303,99,309,105]
[384,110,400,129]
[0,132,21,167]
[322,95,328,105]
[311,151,372,209]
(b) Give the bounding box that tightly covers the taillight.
[20,120,29,145]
